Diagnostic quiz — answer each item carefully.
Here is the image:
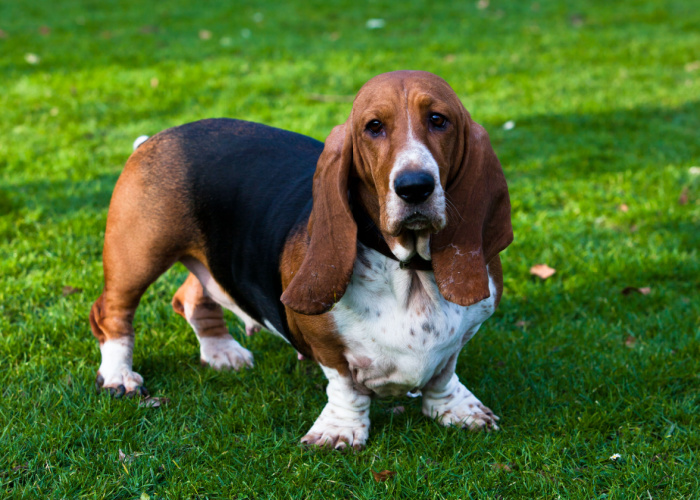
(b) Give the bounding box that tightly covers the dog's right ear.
[281,123,357,315]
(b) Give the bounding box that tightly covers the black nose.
[394,171,435,204]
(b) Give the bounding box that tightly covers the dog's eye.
[429,113,448,129]
[366,120,384,136]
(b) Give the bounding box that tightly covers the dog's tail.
[132,135,150,151]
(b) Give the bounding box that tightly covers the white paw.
[422,375,499,431]
[97,338,147,397]
[199,336,254,370]
[245,324,261,336]
[96,367,147,397]
[301,404,370,450]
[425,398,500,431]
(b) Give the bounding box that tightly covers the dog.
[89,70,513,450]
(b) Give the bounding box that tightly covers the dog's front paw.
[422,375,499,431]
[301,404,370,451]
[96,368,148,398]
[199,336,254,370]
[425,398,500,431]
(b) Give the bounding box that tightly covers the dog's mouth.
[401,212,432,231]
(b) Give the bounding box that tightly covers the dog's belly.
[331,244,497,397]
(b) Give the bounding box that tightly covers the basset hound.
[89,70,513,450]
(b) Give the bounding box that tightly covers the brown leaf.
[624,335,637,348]
[139,396,169,408]
[372,469,397,482]
[515,320,530,328]
[62,285,82,297]
[388,405,405,415]
[491,463,512,472]
[530,264,556,280]
[140,25,158,34]
[685,61,700,72]
[444,54,456,63]
[679,187,689,205]
[199,29,212,40]
[618,203,629,212]
[0,29,7,38]
[39,26,51,36]
[569,13,585,27]
[621,286,651,296]
[118,449,134,463]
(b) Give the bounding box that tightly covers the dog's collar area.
[351,200,433,272]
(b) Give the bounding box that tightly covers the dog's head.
[282,71,513,314]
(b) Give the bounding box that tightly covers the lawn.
[1,0,699,498]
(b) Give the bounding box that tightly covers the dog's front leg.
[422,355,499,431]
[301,366,371,450]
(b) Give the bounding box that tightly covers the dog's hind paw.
[96,369,148,398]
[200,336,254,370]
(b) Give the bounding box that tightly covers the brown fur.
[281,71,511,315]
[89,133,207,346]
[172,273,230,339]
[91,70,511,385]
[280,227,350,376]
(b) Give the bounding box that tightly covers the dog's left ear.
[281,122,357,315]
[431,111,513,307]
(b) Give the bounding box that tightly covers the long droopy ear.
[281,123,357,315]
[430,113,513,307]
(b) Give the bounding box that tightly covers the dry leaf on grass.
[139,396,169,408]
[624,335,637,348]
[118,449,134,463]
[491,463,512,472]
[569,13,585,27]
[685,61,700,72]
[388,405,405,415]
[515,320,530,328]
[62,286,82,297]
[679,187,689,205]
[372,469,397,482]
[530,264,556,280]
[621,286,651,296]
[618,203,629,212]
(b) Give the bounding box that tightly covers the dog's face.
[349,72,468,261]
[281,70,512,315]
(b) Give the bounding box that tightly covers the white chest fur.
[331,243,497,397]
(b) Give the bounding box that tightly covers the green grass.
[1,0,699,497]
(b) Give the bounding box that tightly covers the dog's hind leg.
[171,272,254,370]
[89,230,176,397]
[90,145,192,397]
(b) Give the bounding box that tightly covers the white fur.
[330,243,496,398]
[384,98,446,255]
[178,258,257,368]
[422,373,500,430]
[301,366,371,450]
[98,337,144,392]
[198,335,254,370]
[133,135,149,151]
[181,257,289,343]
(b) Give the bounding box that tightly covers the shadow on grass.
[3,100,697,228]
[484,100,700,180]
